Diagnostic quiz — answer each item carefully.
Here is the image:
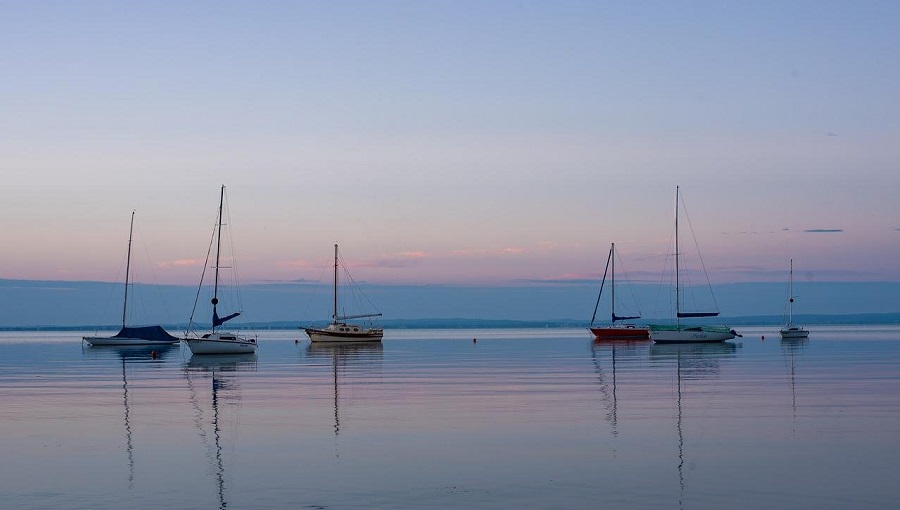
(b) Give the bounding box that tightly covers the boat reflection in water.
[183,354,257,510]
[82,344,176,488]
[781,337,809,433]
[305,342,383,441]
[650,342,738,509]
[590,339,651,437]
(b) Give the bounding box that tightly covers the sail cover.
[677,312,719,318]
[213,308,241,327]
[613,314,641,321]
[113,325,179,342]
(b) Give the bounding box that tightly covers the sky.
[2,1,898,289]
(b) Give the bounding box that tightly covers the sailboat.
[589,242,650,340]
[780,259,809,339]
[303,244,383,343]
[649,186,739,344]
[183,186,258,355]
[83,212,179,346]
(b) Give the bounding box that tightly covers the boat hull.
[589,326,650,340]
[304,325,383,343]
[649,326,736,344]
[184,334,257,354]
[83,335,179,346]
[780,327,809,339]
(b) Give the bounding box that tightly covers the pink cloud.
[451,247,526,257]
[157,258,205,269]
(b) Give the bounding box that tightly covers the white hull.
[184,333,257,354]
[650,328,736,344]
[83,335,179,346]
[304,324,383,343]
[780,327,809,339]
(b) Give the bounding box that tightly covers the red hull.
[589,326,650,340]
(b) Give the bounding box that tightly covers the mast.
[212,185,225,331]
[611,242,616,323]
[333,243,339,324]
[675,186,680,328]
[122,211,135,329]
[789,259,794,325]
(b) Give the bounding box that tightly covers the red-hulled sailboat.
[588,243,650,341]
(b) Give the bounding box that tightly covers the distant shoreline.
[4,313,899,332]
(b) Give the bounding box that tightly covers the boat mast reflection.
[184,354,257,510]
[651,342,737,509]
[590,339,650,437]
[306,342,383,441]
[82,344,175,489]
[781,337,809,433]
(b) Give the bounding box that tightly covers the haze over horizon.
[3,277,899,329]
[2,2,898,290]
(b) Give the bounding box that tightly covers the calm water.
[1,327,899,509]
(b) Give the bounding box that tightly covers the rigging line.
[135,218,175,325]
[97,249,129,332]
[299,258,330,323]
[589,245,611,326]
[221,189,248,324]
[186,218,218,336]
[613,244,644,317]
[338,250,382,316]
[652,224,676,320]
[679,190,720,313]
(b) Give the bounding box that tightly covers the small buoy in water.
[761,335,765,340]
[473,338,477,344]
[151,350,157,359]
[295,338,299,344]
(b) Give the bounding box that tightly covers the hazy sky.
[2,1,898,286]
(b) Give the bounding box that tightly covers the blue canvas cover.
[113,325,179,342]
[677,312,719,318]
[212,308,241,328]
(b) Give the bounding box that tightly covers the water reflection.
[590,339,650,436]
[306,342,383,439]
[650,342,737,510]
[183,354,257,510]
[781,338,809,432]
[82,344,175,488]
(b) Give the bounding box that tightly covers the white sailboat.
[780,259,809,339]
[83,212,179,346]
[588,242,650,340]
[649,186,739,344]
[303,244,383,343]
[183,186,258,355]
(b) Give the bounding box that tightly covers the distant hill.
[4,313,900,332]
[2,278,899,329]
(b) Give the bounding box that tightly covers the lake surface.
[1,326,899,509]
